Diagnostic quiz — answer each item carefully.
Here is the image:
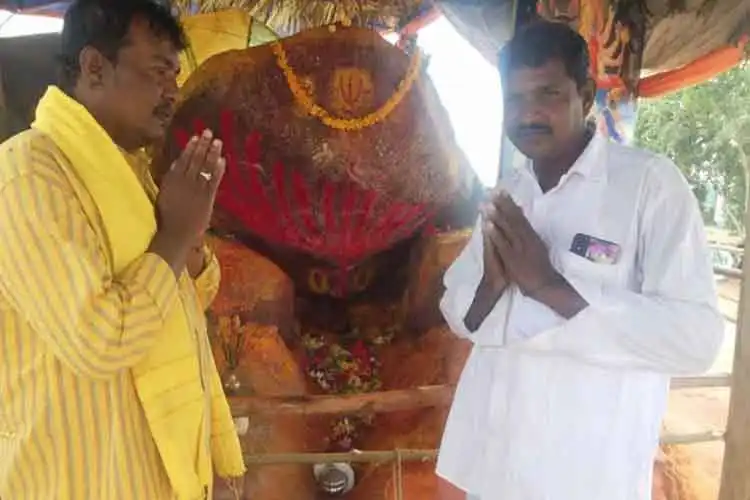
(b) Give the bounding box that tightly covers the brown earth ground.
[661,276,738,499]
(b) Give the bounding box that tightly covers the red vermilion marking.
[172,110,431,266]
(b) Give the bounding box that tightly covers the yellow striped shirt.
[0,131,221,499]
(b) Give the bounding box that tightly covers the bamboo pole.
[229,384,454,417]
[670,373,731,389]
[718,221,750,500]
[660,430,724,445]
[715,266,743,279]
[709,244,744,254]
[242,428,725,467]
[228,375,729,420]
[227,376,730,419]
[244,449,439,465]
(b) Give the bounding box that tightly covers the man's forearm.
[464,276,507,332]
[148,229,192,277]
[186,243,208,278]
[529,273,588,319]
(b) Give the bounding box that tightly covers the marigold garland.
[270,39,422,131]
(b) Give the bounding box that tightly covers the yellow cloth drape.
[32,86,245,499]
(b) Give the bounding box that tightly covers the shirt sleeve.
[193,244,221,310]
[0,173,180,380]
[207,355,247,478]
[439,218,515,341]
[518,161,725,375]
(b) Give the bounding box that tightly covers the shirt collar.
[565,131,608,181]
[517,131,609,184]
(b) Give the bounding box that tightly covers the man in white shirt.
[436,20,724,500]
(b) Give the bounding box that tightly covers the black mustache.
[153,103,174,118]
[515,124,552,135]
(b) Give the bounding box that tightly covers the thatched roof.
[0,0,747,126]
[170,0,427,35]
[165,0,749,72]
[1,0,747,70]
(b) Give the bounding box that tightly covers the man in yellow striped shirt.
[0,1,245,498]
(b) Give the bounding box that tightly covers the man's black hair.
[498,20,591,89]
[58,0,187,91]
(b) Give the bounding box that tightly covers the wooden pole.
[718,222,750,500]
[244,449,438,465]
[670,373,731,389]
[241,428,722,467]
[229,384,454,417]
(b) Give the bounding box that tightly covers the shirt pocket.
[558,251,625,289]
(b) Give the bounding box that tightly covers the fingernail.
[212,139,222,148]
[189,136,198,143]
[202,129,213,138]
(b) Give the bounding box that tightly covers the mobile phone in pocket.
[570,233,621,264]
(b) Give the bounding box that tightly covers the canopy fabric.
[0,32,58,138]
[0,0,747,103]
[435,0,750,73]
[178,9,278,86]
[641,0,749,72]
[433,0,515,68]
[0,9,278,140]
[0,0,429,34]
[4,0,747,76]
[639,35,748,97]
[432,0,748,101]
[0,0,68,16]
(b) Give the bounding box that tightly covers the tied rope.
[391,448,404,500]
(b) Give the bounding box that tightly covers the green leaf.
[635,61,750,234]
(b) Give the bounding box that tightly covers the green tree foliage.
[634,61,750,235]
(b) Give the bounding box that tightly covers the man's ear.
[78,46,108,88]
[581,77,596,117]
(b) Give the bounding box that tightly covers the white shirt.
[436,134,724,500]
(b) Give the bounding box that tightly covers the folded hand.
[481,190,559,296]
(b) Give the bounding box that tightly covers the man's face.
[93,18,180,147]
[503,58,593,161]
